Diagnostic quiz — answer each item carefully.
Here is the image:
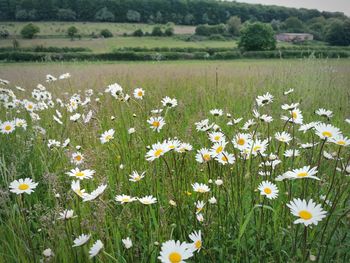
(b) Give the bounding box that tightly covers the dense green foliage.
[0,0,346,24]
[238,22,276,51]
[100,29,113,38]
[325,20,350,46]
[20,23,40,39]
[67,26,78,40]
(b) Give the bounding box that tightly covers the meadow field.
[0,59,350,263]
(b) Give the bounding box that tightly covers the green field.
[0,36,236,53]
[0,59,349,262]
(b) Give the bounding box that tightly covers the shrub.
[208,34,226,41]
[238,22,276,51]
[195,24,226,36]
[0,30,9,39]
[100,29,113,38]
[151,26,163,36]
[20,23,40,39]
[226,16,242,36]
[164,27,174,36]
[67,26,78,40]
[133,29,144,37]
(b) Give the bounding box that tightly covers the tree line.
[0,0,347,25]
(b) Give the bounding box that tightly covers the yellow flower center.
[105,135,112,141]
[137,91,143,97]
[322,131,332,138]
[203,153,211,161]
[214,135,220,141]
[195,240,202,249]
[4,125,12,131]
[292,111,297,119]
[216,146,223,154]
[18,183,29,190]
[75,171,85,177]
[152,121,160,127]
[28,104,33,109]
[198,188,206,193]
[237,138,245,145]
[299,210,312,220]
[297,172,308,177]
[75,155,82,161]
[169,252,182,263]
[221,156,228,162]
[154,149,163,157]
[169,145,175,149]
[122,197,130,202]
[337,140,345,145]
[264,188,272,194]
[253,146,261,152]
[75,189,83,196]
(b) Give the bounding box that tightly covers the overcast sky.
[235,0,350,15]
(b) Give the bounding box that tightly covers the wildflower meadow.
[0,59,349,262]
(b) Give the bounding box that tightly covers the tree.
[15,10,28,21]
[67,26,78,40]
[133,29,144,37]
[226,16,241,36]
[57,9,76,21]
[325,20,350,46]
[283,16,304,32]
[164,23,174,36]
[20,23,40,39]
[238,22,276,51]
[100,29,113,38]
[95,7,115,22]
[126,10,141,22]
[151,26,163,36]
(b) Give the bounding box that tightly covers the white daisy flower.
[115,194,137,204]
[145,142,168,162]
[72,234,90,247]
[70,113,81,122]
[89,240,103,258]
[161,96,177,108]
[195,148,212,163]
[281,108,303,124]
[195,200,205,214]
[71,152,84,165]
[314,123,341,140]
[283,88,294,95]
[129,171,146,182]
[100,129,115,144]
[71,180,86,197]
[284,166,319,180]
[281,103,299,111]
[66,168,95,180]
[122,237,133,249]
[208,131,225,143]
[256,92,273,106]
[284,149,300,158]
[275,131,292,144]
[210,141,227,157]
[158,240,194,263]
[0,120,15,134]
[287,198,327,226]
[241,119,256,130]
[315,108,333,119]
[133,88,145,99]
[9,178,38,195]
[330,135,350,147]
[258,181,279,199]
[192,183,210,193]
[215,151,235,165]
[58,209,76,220]
[82,184,107,202]
[189,230,202,252]
[210,109,223,116]
[209,197,217,204]
[147,116,166,132]
[138,195,157,205]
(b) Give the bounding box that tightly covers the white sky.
[235,0,350,15]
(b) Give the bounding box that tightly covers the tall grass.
[0,59,349,262]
